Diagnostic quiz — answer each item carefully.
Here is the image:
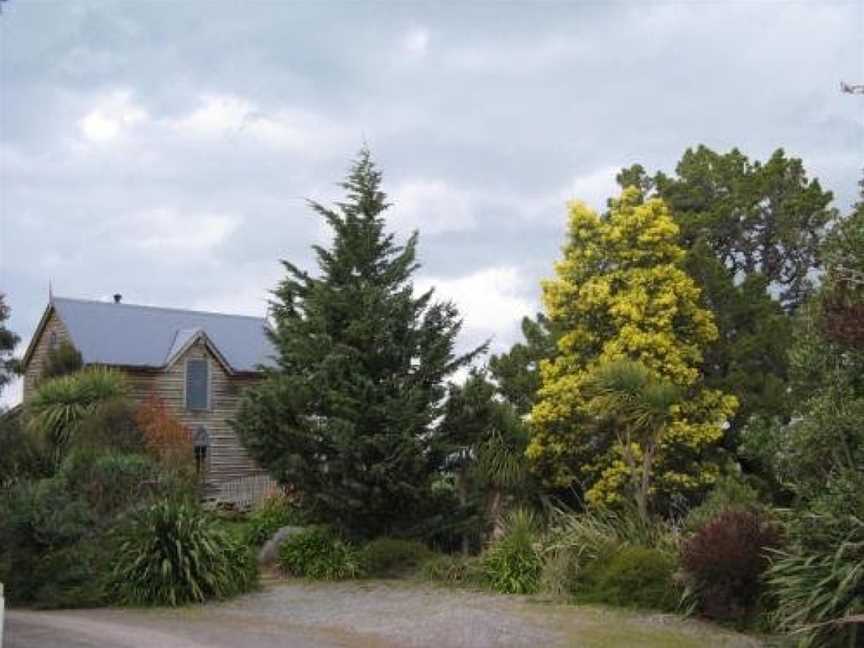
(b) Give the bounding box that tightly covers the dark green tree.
[0,293,20,398]
[616,147,836,441]
[234,149,484,539]
[42,341,83,380]
[438,370,531,548]
[488,314,557,415]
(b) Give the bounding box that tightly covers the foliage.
[360,537,433,576]
[581,546,679,611]
[41,340,83,379]
[438,370,533,547]
[74,397,144,455]
[680,510,780,621]
[541,504,678,596]
[59,449,162,517]
[135,393,194,474]
[0,292,20,396]
[618,146,837,443]
[482,509,543,594]
[420,553,486,587]
[767,472,864,647]
[528,187,737,509]
[582,360,681,521]
[234,149,483,539]
[110,500,257,606]
[0,408,52,487]
[244,491,305,546]
[278,526,363,580]
[488,313,557,415]
[684,474,763,532]
[647,146,837,311]
[27,367,129,466]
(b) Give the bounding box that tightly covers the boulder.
[257,526,306,566]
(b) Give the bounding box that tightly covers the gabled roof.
[25,297,276,374]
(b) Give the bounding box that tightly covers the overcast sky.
[1,0,862,406]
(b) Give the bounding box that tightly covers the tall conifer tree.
[234,149,482,538]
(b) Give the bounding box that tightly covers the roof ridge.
[53,296,268,321]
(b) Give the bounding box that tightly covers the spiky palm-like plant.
[585,360,681,522]
[28,367,128,465]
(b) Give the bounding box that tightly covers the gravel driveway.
[4,579,762,648]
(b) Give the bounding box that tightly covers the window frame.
[184,357,211,411]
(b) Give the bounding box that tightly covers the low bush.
[540,504,678,596]
[420,553,485,587]
[482,509,542,594]
[767,473,864,647]
[684,475,763,532]
[581,546,679,611]
[110,500,258,606]
[245,492,304,546]
[278,527,363,580]
[360,538,433,577]
[0,477,97,606]
[680,509,780,621]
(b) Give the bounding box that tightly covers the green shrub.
[420,553,485,586]
[278,527,363,580]
[360,538,433,576]
[59,450,162,517]
[767,474,864,647]
[582,545,679,611]
[245,492,304,546]
[110,500,258,606]
[685,475,763,532]
[540,504,678,596]
[482,509,542,594]
[0,474,105,606]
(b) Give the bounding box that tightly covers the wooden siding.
[22,311,73,401]
[124,339,265,495]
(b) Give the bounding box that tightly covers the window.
[185,359,209,410]
[49,331,59,351]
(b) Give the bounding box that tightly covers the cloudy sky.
[1,0,862,406]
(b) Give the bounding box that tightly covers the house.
[21,295,277,503]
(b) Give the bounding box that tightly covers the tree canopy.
[234,149,483,539]
[528,188,737,509]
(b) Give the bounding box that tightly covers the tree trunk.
[486,488,506,542]
[455,468,470,555]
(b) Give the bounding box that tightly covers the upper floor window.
[49,331,59,351]
[186,359,209,410]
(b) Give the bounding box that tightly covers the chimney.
[113,293,122,304]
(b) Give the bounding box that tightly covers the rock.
[257,526,306,566]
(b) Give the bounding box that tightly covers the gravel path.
[5,579,762,648]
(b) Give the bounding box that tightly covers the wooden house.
[21,295,276,504]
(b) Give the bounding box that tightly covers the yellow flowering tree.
[527,188,738,509]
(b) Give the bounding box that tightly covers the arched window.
[193,426,210,475]
[49,331,59,351]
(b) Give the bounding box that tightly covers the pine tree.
[527,188,738,510]
[234,149,483,538]
[0,293,20,399]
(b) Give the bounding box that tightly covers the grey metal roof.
[51,297,276,373]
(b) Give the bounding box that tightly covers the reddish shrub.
[135,394,193,473]
[680,509,781,621]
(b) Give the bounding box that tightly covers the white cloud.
[417,266,535,346]
[167,94,350,154]
[401,27,430,57]
[562,166,620,212]
[390,179,477,235]
[77,90,147,143]
[127,208,241,255]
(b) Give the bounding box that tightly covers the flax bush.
[110,500,257,606]
[278,526,363,580]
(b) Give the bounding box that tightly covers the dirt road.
[4,580,761,648]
